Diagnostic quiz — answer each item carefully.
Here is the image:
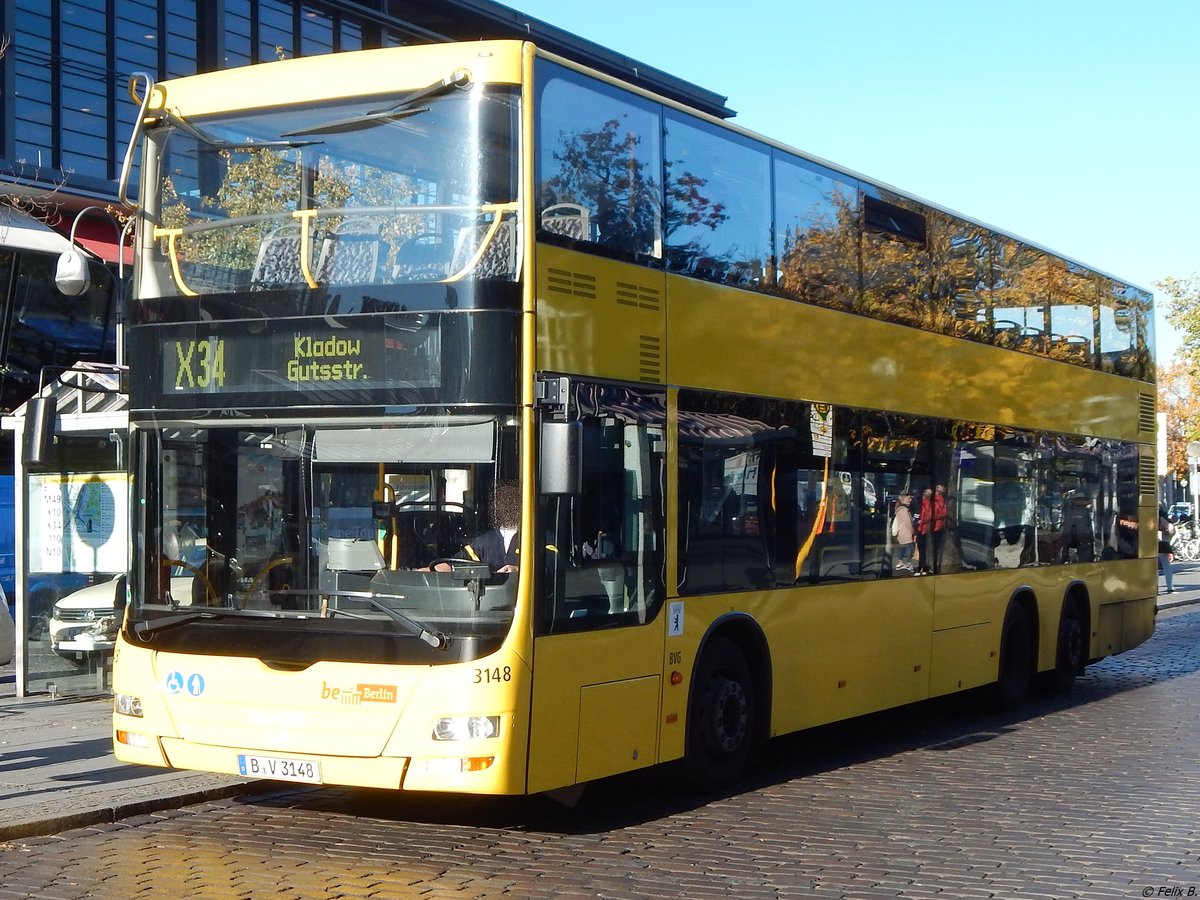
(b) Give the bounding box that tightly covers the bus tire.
[1044,598,1084,693]
[994,602,1034,709]
[682,637,754,790]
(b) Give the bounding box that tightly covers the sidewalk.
[0,693,254,841]
[1,570,1197,842]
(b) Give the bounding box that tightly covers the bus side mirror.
[115,574,128,621]
[540,421,581,495]
[23,396,58,469]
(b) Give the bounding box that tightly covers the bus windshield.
[141,82,519,308]
[131,417,520,664]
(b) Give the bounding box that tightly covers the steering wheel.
[427,557,477,572]
[163,558,218,607]
[242,556,295,608]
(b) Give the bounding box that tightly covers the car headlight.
[432,715,500,741]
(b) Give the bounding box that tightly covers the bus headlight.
[432,715,500,741]
[114,693,143,717]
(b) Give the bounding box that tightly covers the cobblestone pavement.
[1,607,1198,900]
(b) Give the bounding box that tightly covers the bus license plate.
[237,753,321,784]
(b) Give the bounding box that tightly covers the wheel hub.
[711,678,748,752]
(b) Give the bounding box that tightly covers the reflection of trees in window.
[860,192,929,327]
[991,239,1045,350]
[858,193,990,339]
[775,155,858,310]
[1133,287,1155,381]
[663,112,767,287]
[1110,285,1155,381]
[160,144,434,283]
[541,116,662,260]
[662,158,728,274]
[930,215,990,341]
[993,248,1108,367]
[333,162,429,274]
[160,145,306,273]
[541,117,747,270]
[1045,263,1099,367]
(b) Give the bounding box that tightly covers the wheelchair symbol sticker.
[165,671,206,696]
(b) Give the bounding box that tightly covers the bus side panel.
[534,245,667,384]
[1086,557,1156,659]
[527,622,663,793]
[1096,595,1156,659]
[772,581,932,731]
[666,279,1143,442]
[929,624,996,696]
[677,582,932,739]
[577,676,660,783]
[929,569,1046,695]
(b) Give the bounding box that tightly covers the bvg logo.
[320,681,398,705]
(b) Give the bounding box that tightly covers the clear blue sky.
[508,0,1198,361]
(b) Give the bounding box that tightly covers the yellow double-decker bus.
[111,40,1157,795]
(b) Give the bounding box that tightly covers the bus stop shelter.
[1,363,127,698]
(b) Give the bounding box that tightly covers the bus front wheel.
[683,637,754,790]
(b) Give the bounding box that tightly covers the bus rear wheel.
[1044,599,1084,693]
[995,603,1034,709]
[683,637,754,790]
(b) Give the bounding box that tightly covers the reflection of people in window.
[1063,494,1095,563]
[892,492,916,572]
[917,485,948,574]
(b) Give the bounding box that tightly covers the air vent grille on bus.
[1139,456,1157,496]
[639,335,662,382]
[616,282,662,311]
[545,267,597,300]
[1138,392,1156,435]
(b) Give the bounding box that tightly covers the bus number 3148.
[473,667,512,684]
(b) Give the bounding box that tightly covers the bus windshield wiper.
[322,591,448,650]
[132,608,279,636]
[152,108,321,151]
[281,69,470,137]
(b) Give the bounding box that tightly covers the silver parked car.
[49,576,123,664]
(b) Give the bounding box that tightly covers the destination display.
[169,332,373,392]
[130,312,517,410]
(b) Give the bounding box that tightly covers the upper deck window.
[535,60,663,263]
[774,152,859,310]
[663,110,771,289]
[140,82,519,312]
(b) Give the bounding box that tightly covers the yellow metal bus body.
[113,39,1157,797]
